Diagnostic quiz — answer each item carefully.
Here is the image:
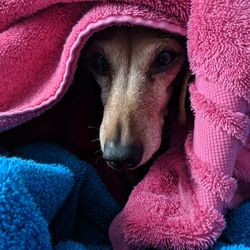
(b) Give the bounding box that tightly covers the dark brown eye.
[153,50,177,73]
[91,53,110,76]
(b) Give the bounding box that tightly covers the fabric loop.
[189,84,250,145]
[185,133,238,203]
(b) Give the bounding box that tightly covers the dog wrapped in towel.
[0,0,249,249]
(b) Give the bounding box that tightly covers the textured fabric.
[214,200,250,250]
[0,0,188,131]
[0,0,249,249]
[0,143,120,250]
[0,142,249,250]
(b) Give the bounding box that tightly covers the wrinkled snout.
[103,140,143,170]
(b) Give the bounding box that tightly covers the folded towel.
[0,142,249,250]
[110,149,250,249]
[0,142,120,250]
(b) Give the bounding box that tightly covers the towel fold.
[0,142,120,250]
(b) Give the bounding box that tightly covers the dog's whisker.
[94,149,102,155]
[95,154,103,165]
[106,161,120,171]
[90,138,100,144]
[86,126,99,130]
[94,150,120,172]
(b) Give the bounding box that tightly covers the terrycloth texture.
[214,201,250,250]
[110,1,250,248]
[0,0,188,131]
[109,149,250,249]
[0,0,249,249]
[0,142,120,250]
[216,246,250,250]
[0,142,249,250]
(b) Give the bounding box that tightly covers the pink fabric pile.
[0,0,249,249]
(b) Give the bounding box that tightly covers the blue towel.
[0,142,249,250]
[213,201,250,250]
[0,142,120,250]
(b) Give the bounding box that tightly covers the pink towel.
[0,0,249,249]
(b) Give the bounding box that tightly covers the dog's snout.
[103,140,143,169]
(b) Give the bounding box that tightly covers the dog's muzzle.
[103,140,143,170]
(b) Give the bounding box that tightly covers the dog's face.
[85,27,186,170]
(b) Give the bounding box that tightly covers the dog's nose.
[103,140,143,169]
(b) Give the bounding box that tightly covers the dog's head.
[84,26,187,170]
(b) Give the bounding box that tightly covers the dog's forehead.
[89,27,184,54]
[86,26,186,75]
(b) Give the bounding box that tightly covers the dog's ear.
[178,70,191,125]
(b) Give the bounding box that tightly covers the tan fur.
[85,27,186,167]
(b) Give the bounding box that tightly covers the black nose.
[103,140,143,169]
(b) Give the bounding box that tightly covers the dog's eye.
[91,53,110,76]
[153,50,177,73]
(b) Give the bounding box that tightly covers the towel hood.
[0,0,190,131]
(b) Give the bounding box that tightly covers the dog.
[0,26,190,203]
[84,26,189,171]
